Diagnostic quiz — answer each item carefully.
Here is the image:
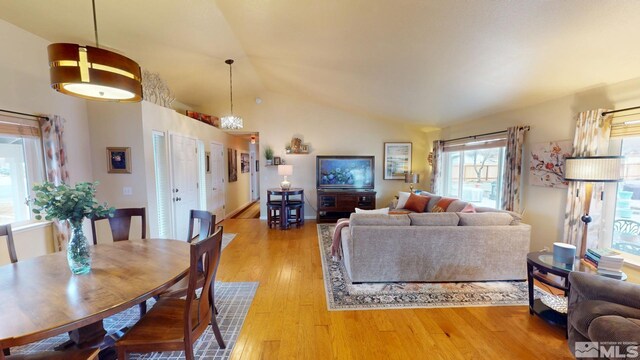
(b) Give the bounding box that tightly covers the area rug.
[11,282,259,359]
[317,224,542,310]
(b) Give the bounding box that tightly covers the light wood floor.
[232,201,261,219]
[217,219,574,360]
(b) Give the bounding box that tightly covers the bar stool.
[287,201,304,228]
[267,191,282,229]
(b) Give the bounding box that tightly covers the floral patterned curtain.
[430,140,445,194]
[40,115,71,251]
[563,109,613,250]
[501,126,527,212]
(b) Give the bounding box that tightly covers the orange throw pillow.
[404,194,430,213]
[431,197,457,213]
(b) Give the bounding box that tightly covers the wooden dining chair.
[159,210,216,299]
[90,207,148,317]
[0,348,99,360]
[116,227,226,359]
[0,224,17,263]
[90,207,146,245]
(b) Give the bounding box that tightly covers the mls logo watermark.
[576,342,639,359]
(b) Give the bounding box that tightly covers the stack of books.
[584,248,625,279]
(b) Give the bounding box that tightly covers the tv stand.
[316,189,376,223]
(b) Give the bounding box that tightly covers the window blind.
[0,116,41,138]
[152,132,171,238]
[611,115,640,138]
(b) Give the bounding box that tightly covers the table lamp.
[564,156,623,257]
[278,165,293,190]
[404,173,420,193]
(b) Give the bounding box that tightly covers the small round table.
[526,251,627,328]
[266,188,304,230]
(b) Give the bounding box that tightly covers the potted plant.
[32,182,114,275]
[264,146,274,165]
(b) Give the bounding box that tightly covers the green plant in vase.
[264,146,274,165]
[31,182,114,275]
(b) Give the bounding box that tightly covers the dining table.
[0,238,191,359]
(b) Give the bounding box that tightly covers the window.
[442,134,506,209]
[0,134,44,225]
[152,131,171,238]
[609,137,640,255]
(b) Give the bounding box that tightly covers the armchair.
[568,272,640,359]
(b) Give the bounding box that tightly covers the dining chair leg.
[117,347,128,360]
[139,301,147,317]
[184,343,195,360]
[3,348,9,356]
[214,304,219,315]
[211,314,226,349]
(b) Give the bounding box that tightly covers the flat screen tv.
[316,156,374,190]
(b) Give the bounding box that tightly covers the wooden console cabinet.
[316,189,377,223]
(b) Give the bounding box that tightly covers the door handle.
[212,187,217,191]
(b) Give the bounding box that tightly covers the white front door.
[209,142,225,222]
[170,133,199,240]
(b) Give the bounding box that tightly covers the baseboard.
[226,201,257,219]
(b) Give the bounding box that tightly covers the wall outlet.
[123,187,133,196]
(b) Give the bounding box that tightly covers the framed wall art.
[241,153,250,173]
[228,148,238,182]
[107,147,131,174]
[384,142,412,180]
[529,140,573,188]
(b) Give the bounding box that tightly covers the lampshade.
[404,173,419,183]
[564,156,624,182]
[278,165,293,176]
[48,44,142,102]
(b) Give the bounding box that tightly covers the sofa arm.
[569,272,640,310]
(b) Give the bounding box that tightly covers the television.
[316,156,375,190]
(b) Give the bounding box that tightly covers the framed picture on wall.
[228,148,238,182]
[241,153,250,173]
[107,147,131,174]
[273,156,281,165]
[383,142,412,180]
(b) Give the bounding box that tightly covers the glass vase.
[67,222,91,274]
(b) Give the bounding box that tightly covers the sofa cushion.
[460,203,476,213]
[570,300,640,339]
[396,191,411,209]
[457,212,513,226]
[475,206,523,225]
[349,214,411,226]
[446,199,472,213]
[355,207,389,214]
[588,315,640,345]
[404,194,430,213]
[408,213,460,226]
[417,191,442,212]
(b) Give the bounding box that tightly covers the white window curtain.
[563,109,613,251]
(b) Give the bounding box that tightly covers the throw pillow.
[431,197,457,213]
[403,194,430,213]
[355,207,390,214]
[396,191,411,209]
[460,203,476,213]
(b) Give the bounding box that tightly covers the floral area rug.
[317,224,542,310]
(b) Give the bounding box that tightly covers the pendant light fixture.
[220,59,243,130]
[47,0,142,102]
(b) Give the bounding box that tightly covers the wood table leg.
[527,262,534,315]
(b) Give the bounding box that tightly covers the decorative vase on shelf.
[67,221,91,275]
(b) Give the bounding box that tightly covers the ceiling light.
[47,0,142,102]
[250,135,256,144]
[220,59,243,130]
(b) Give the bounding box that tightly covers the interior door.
[170,134,198,240]
[210,142,225,222]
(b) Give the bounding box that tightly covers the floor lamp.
[564,156,624,257]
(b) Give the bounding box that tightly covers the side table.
[526,251,627,328]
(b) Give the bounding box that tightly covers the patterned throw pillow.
[460,203,476,213]
[431,197,457,213]
[403,194,430,213]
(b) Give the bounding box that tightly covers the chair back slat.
[187,210,215,243]
[91,208,146,244]
[0,224,16,263]
[184,226,223,338]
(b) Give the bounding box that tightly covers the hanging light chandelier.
[47,0,142,102]
[220,59,243,130]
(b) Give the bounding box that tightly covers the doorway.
[209,141,225,222]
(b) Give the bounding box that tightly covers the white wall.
[201,92,429,219]
[0,19,94,261]
[439,76,640,252]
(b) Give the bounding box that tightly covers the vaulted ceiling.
[2,0,640,126]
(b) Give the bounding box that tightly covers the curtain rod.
[602,106,640,116]
[0,109,49,121]
[444,126,530,144]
